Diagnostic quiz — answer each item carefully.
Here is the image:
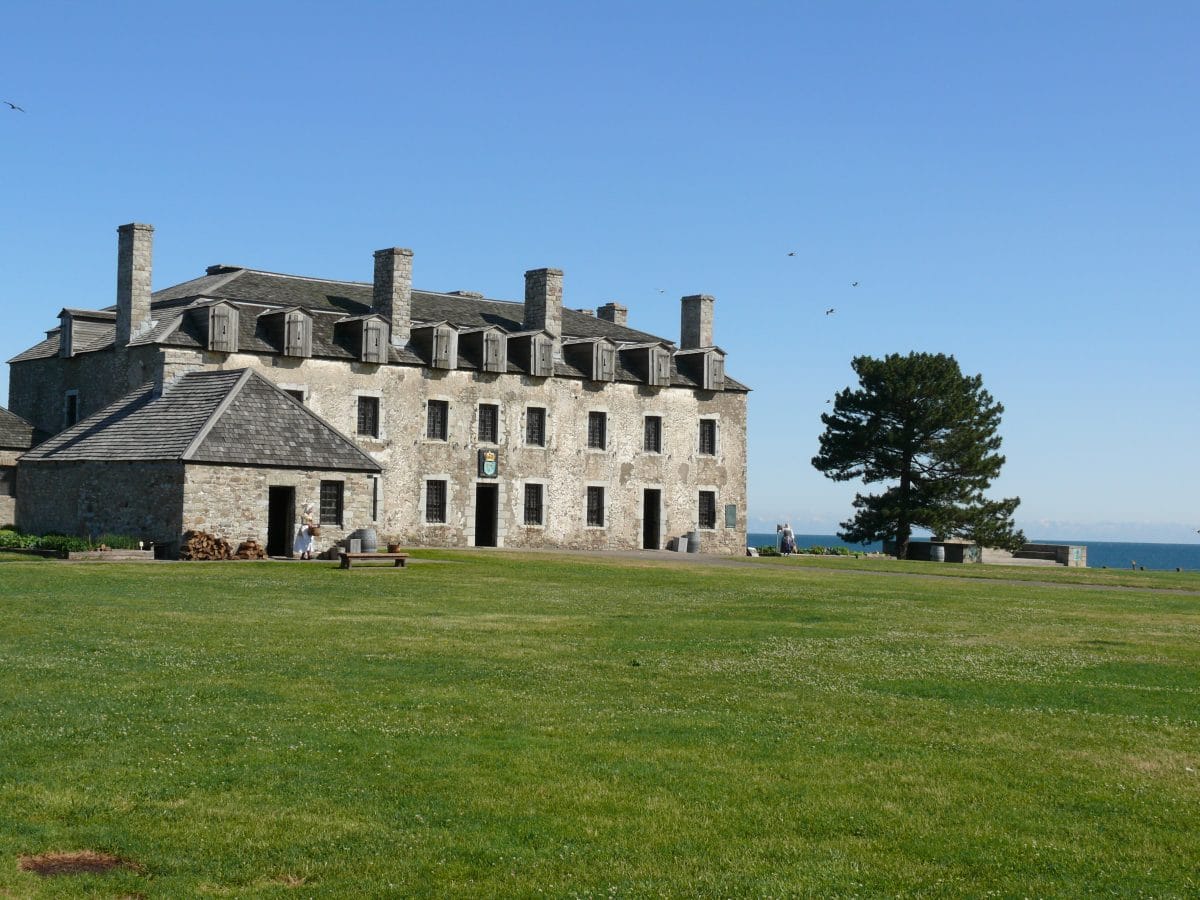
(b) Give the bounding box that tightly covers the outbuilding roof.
[0,406,35,450]
[21,369,381,472]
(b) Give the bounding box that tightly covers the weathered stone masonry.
[8,224,750,555]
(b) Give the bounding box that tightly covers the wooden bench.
[339,551,409,569]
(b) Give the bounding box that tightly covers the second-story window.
[644,416,662,453]
[357,396,380,438]
[698,419,718,456]
[478,403,499,443]
[427,400,449,441]
[65,391,79,428]
[587,411,607,450]
[526,407,546,446]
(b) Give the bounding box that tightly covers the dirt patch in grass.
[17,850,139,877]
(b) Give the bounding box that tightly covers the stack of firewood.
[180,530,234,561]
[234,539,266,560]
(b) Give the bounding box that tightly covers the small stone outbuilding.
[0,407,36,528]
[17,369,381,556]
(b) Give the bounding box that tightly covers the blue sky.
[2,1,1197,543]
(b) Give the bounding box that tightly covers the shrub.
[34,534,92,554]
[757,545,780,557]
[0,530,39,549]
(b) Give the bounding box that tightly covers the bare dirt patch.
[17,850,139,877]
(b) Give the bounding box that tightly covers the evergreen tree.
[812,352,1024,559]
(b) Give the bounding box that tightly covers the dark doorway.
[475,483,498,547]
[643,489,661,550]
[267,486,296,557]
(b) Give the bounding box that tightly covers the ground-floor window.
[0,465,14,498]
[586,486,605,527]
[320,480,344,526]
[698,490,717,530]
[524,483,544,526]
[426,479,447,523]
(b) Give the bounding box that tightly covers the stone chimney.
[373,247,413,347]
[524,268,563,353]
[597,302,627,326]
[680,294,715,349]
[115,223,154,347]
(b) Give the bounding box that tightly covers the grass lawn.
[0,552,1197,896]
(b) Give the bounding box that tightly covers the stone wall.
[0,448,19,528]
[197,351,748,553]
[11,342,749,555]
[17,460,184,542]
[183,464,376,557]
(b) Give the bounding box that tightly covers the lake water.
[747,533,1200,572]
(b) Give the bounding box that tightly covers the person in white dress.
[293,502,317,560]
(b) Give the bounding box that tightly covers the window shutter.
[484,331,505,372]
[596,344,615,382]
[284,312,310,357]
[433,326,457,369]
[533,336,553,377]
[651,347,671,386]
[362,319,385,363]
[709,353,725,390]
[209,305,238,353]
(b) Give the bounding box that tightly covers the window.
[698,419,717,456]
[284,389,306,404]
[0,466,15,499]
[644,416,662,453]
[427,399,449,440]
[371,476,380,522]
[319,480,344,527]
[526,407,546,446]
[425,479,447,523]
[357,396,380,438]
[699,491,717,530]
[478,403,499,443]
[524,483,544,526]
[65,391,79,428]
[586,486,605,527]
[587,411,607,450]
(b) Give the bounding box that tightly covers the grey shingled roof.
[0,407,35,450]
[9,267,747,391]
[22,369,381,472]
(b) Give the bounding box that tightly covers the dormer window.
[461,327,508,373]
[509,332,553,377]
[262,308,313,358]
[563,338,616,382]
[412,323,459,369]
[675,348,726,391]
[207,303,239,353]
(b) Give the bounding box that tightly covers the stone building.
[0,407,35,528]
[8,223,749,556]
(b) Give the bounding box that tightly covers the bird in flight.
[825,308,836,315]
[851,281,859,287]
[787,251,797,257]
[4,100,25,112]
